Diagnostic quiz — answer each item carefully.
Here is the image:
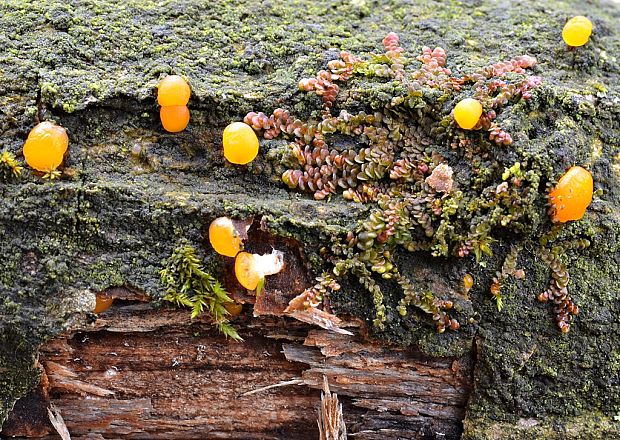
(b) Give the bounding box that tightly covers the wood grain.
[4,302,472,439]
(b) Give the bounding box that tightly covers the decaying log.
[1,1,619,438]
[3,303,472,439]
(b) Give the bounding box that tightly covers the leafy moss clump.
[160,240,241,341]
[246,32,544,333]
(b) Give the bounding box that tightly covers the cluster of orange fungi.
[157,75,191,133]
[208,217,283,293]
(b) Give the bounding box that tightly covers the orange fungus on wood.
[160,106,190,133]
[463,273,474,291]
[94,295,114,314]
[23,121,68,172]
[223,301,243,317]
[223,122,259,165]
[208,217,243,257]
[562,16,592,47]
[548,166,593,223]
[157,75,191,106]
[453,98,482,130]
[235,252,261,290]
[157,75,191,132]
[234,250,284,291]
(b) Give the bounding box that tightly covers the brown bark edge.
[3,301,473,440]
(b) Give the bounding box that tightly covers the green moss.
[160,240,240,340]
[0,331,40,424]
[464,412,620,440]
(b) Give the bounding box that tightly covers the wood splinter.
[47,404,71,440]
[318,376,346,440]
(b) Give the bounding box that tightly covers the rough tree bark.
[1,0,619,439]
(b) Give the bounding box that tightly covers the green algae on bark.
[1,0,619,437]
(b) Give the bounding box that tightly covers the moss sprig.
[490,245,522,311]
[537,238,589,333]
[160,240,241,341]
[0,150,22,181]
[291,272,341,309]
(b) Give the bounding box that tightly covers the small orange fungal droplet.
[94,295,114,314]
[234,249,284,291]
[157,75,191,107]
[463,273,474,291]
[160,105,190,132]
[23,121,68,172]
[209,217,243,257]
[549,166,593,223]
[562,16,592,47]
[235,252,261,290]
[454,98,483,130]
[223,122,259,165]
[224,301,243,317]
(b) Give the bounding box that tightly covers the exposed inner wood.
[3,303,473,439]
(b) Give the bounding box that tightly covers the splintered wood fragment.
[318,376,347,440]
[240,379,305,397]
[45,361,114,397]
[48,404,71,440]
[285,307,353,336]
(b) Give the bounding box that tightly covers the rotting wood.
[47,404,71,440]
[318,376,347,440]
[4,303,472,440]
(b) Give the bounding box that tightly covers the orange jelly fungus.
[454,98,483,130]
[209,217,243,257]
[94,295,114,314]
[235,252,261,290]
[549,166,593,223]
[562,16,593,47]
[224,301,243,317]
[234,250,284,291]
[157,75,191,106]
[160,105,190,133]
[222,122,259,165]
[463,273,474,291]
[23,121,68,172]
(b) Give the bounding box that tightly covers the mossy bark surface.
[0,0,619,438]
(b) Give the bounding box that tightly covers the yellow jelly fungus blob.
[235,252,261,290]
[209,217,243,257]
[548,166,593,223]
[23,121,69,172]
[157,75,191,106]
[562,16,593,47]
[223,122,259,165]
[223,301,243,317]
[454,98,483,130]
[234,250,284,291]
[463,273,474,291]
[160,105,190,133]
[94,295,114,314]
